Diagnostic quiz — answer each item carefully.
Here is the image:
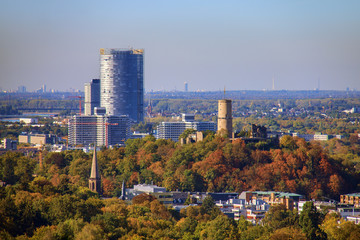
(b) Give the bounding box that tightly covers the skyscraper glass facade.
[100,48,144,122]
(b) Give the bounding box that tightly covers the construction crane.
[71,122,119,148]
[69,96,83,115]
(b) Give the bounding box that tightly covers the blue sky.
[1,0,360,91]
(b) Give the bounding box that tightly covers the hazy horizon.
[1,1,360,92]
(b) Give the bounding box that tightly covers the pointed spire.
[90,148,100,179]
[120,180,126,200]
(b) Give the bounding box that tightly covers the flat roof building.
[156,114,216,142]
[19,134,57,145]
[68,114,130,147]
[84,79,100,116]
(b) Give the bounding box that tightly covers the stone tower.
[89,148,101,194]
[217,99,233,137]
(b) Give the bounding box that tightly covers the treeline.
[1,134,360,238]
[0,120,68,140]
[4,187,360,239]
[2,134,359,200]
[233,117,360,135]
[148,98,360,116]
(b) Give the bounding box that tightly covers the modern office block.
[68,115,130,147]
[100,48,144,122]
[84,79,100,115]
[18,134,57,145]
[156,114,216,142]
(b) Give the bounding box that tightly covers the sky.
[0,0,360,92]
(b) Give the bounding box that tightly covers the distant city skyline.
[1,1,360,91]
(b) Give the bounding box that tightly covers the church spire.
[89,148,101,194]
[90,148,100,179]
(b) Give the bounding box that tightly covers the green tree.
[263,204,299,230]
[199,215,239,240]
[299,202,326,240]
[74,223,105,240]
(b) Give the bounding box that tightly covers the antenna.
[272,75,275,90]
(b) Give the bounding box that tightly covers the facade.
[84,79,100,115]
[89,148,101,194]
[100,48,144,122]
[2,138,17,150]
[217,99,233,136]
[340,193,360,207]
[18,134,57,145]
[68,115,130,147]
[17,86,26,93]
[156,114,216,142]
[19,118,38,124]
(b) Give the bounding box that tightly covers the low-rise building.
[156,114,216,142]
[19,118,38,124]
[1,138,17,150]
[216,198,270,224]
[347,215,360,224]
[239,191,304,210]
[340,193,360,207]
[19,134,57,145]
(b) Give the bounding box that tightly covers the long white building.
[156,114,216,142]
[68,113,130,147]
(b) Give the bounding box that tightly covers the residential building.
[239,191,304,210]
[84,79,100,115]
[216,197,270,223]
[156,114,216,142]
[340,193,360,207]
[100,48,144,122]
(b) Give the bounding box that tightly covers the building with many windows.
[100,48,144,122]
[68,114,130,147]
[84,79,100,116]
[19,134,57,145]
[156,114,216,142]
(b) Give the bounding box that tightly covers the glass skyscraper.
[100,48,144,122]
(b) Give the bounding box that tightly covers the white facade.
[156,120,216,142]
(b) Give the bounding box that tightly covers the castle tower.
[89,148,101,194]
[217,99,233,137]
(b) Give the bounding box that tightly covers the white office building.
[156,114,216,142]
